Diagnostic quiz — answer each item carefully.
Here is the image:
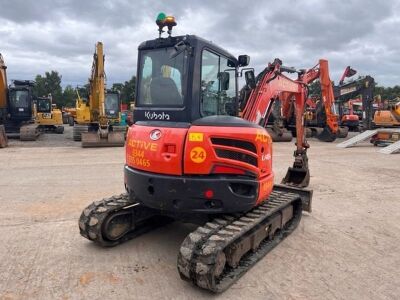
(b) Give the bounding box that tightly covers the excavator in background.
[297,59,339,141]
[35,94,64,133]
[371,100,400,145]
[79,14,315,293]
[0,54,39,141]
[334,67,375,131]
[61,105,77,126]
[72,42,125,147]
[242,59,339,142]
[339,99,361,131]
[374,101,400,127]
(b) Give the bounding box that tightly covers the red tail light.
[212,165,246,175]
[163,144,176,153]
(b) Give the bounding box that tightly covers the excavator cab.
[8,81,34,121]
[134,35,243,123]
[105,91,120,120]
[36,97,52,113]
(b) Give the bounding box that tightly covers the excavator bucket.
[0,125,8,148]
[282,166,310,187]
[316,126,336,142]
[81,131,125,148]
[281,151,310,188]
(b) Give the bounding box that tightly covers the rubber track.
[79,193,171,247]
[177,190,303,292]
[73,124,88,141]
[20,124,39,141]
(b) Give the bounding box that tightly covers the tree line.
[33,70,136,108]
[33,70,400,108]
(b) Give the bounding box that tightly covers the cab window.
[138,48,186,106]
[200,50,236,116]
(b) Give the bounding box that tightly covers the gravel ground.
[0,126,399,299]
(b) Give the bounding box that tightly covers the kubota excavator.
[72,42,125,147]
[292,60,339,142]
[79,14,315,292]
[0,54,40,142]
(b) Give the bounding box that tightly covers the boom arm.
[302,59,339,136]
[88,42,106,124]
[242,59,310,187]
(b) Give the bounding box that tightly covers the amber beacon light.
[156,12,177,37]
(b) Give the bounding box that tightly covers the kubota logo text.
[144,111,170,120]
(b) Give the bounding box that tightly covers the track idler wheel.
[316,126,337,142]
[102,211,133,241]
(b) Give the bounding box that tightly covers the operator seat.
[150,77,182,105]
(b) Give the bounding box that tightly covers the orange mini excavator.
[79,14,316,292]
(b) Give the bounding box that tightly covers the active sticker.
[189,132,204,142]
[190,147,206,163]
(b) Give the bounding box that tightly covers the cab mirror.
[238,55,250,67]
[245,70,256,89]
[170,41,187,59]
[219,72,230,91]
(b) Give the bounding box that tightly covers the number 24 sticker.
[190,147,207,163]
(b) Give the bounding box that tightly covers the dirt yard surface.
[0,127,399,300]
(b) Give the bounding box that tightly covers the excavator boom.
[302,60,339,141]
[79,42,125,147]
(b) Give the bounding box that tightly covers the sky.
[0,0,399,88]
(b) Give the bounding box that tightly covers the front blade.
[81,132,125,148]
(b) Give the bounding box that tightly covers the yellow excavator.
[72,42,125,147]
[35,94,64,134]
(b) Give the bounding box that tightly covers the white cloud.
[0,0,399,87]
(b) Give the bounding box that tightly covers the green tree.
[33,71,63,106]
[120,75,136,104]
[62,85,76,107]
[308,80,321,97]
[111,83,123,93]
